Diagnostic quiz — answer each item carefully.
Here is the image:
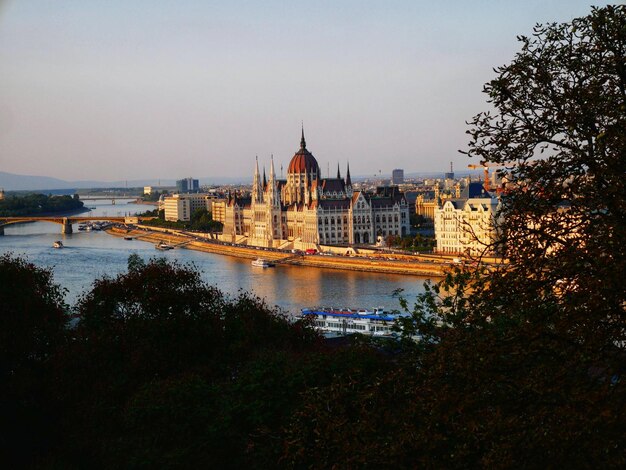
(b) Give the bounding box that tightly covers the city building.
[176,177,200,193]
[220,130,411,249]
[415,181,462,223]
[434,182,500,256]
[143,186,170,196]
[163,193,219,222]
[392,169,404,185]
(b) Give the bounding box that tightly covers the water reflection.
[0,199,428,313]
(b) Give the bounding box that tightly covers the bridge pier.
[62,218,73,234]
[0,226,4,236]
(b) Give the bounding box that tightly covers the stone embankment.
[108,226,449,277]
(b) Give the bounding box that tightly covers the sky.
[0,0,613,183]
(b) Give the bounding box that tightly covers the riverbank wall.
[108,226,448,277]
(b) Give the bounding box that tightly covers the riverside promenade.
[108,226,450,277]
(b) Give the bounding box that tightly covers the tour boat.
[155,241,174,250]
[300,307,410,336]
[124,236,133,240]
[251,258,275,268]
[53,240,64,249]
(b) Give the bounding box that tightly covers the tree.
[463,4,625,351]
[390,6,626,466]
[51,256,320,467]
[0,254,68,465]
[0,253,68,376]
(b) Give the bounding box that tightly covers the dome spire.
[300,122,306,149]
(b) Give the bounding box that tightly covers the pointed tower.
[345,162,353,197]
[266,154,282,243]
[268,155,280,208]
[337,163,341,179]
[252,156,263,203]
[263,167,267,190]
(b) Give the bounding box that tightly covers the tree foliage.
[0,193,84,216]
[142,207,223,232]
[0,254,68,464]
[463,4,626,356]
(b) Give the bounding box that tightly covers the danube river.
[0,199,429,314]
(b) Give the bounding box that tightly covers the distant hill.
[0,170,483,192]
[0,171,249,191]
[0,172,75,191]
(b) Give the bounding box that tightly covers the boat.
[53,240,64,249]
[155,241,174,250]
[251,258,275,268]
[300,307,410,336]
[124,236,133,241]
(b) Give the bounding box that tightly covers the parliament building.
[219,130,410,249]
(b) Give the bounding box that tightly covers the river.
[0,198,429,314]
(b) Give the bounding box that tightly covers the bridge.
[79,196,142,205]
[0,216,155,235]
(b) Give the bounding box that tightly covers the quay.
[108,226,450,277]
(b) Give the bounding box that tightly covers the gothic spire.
[337,163,341,179]
[346,162,352,187]
[300,123,306,149]
[263,167,267,189]
[252,156,262,203]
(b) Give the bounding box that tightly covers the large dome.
[287,130,320,175]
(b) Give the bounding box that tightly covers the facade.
[392,169,404,185]
[434,182,500,256]
[163,193,219,222]
[176,177,200,193]
[221,130,410,248]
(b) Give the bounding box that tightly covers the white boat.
[301,307,410,337]
[53,240,64,249]
[251,258,274,268]
[155,241,174,250]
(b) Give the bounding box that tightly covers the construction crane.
[467,161,510,192]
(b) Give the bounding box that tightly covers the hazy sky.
[0,0,612,183]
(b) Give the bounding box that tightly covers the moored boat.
[53,240,64,249]
[301,307,409,336]
[251,258,275,268]
[155,241,174,250]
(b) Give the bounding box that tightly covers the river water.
[0,198,429,314]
